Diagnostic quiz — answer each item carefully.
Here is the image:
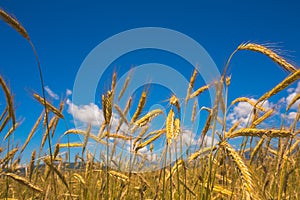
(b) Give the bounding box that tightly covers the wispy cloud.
[44,86,59,100]
[66,89,72,96]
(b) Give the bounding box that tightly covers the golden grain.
[118,70,132,101]
[190,84,210,99]
[131,91,147,123]
[21,111,43,153]
[4,173,43,193]
[33,93,64,118]
[257,69,300,104]
[186,69,197,103]
[0,75,16,127]
[0,8,30,40]
[229,128,293,138]
[135,129,166,152]
[238,43,297,73]
[230,97,267,112]
[286,93,300,111]
[166,109,175,144]
[135,109,163,127]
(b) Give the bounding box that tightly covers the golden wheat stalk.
[188,146,217,162]
[118,70,132,101]
[0,148,18,165]
[284,139,300,157]
[53,143,60,159]
[111,71,117,92]
[82,124,92,156]
[250,136,266,164]
[131,91,147,123]
[105,132,133,140]
[229,128,293,138]
[286,93,300,111]
[64,129,107,145]
[28,149,36,180]
[59,143,83,148]
[135,129,166,152]
[114,104,129,125]
[4,173,43,193]
[225,121,241,138]
[200,109,212,143]
[230,97,267,112]
[237,43,297,73]
[225,75,231,87]
[41,114,57,148]
[134,109,163,127]
[0,106,8,122]
[0,9,30,40]
[43,158,70,191]
[166,159,185,180]
[0,75,16,127]
[0,114,10,133]
[267,147,289,162]
[73,173,86,187]
[33,93,64,118]
[251,109,274,127]
[170,95,181,115]
[191,100,198,123]
[220,141,261,199]
[21,111,44,153]
[116,97,132,133]
[102,91,113,125]
[186,69,197,103]
[174,118,180,139]
[166,109,175,145]
[108,170,129,182]
[51,100,64,137]
[133,126,149,148]
[190,84,210,99]
[3,122,19,140]
[257,69,300,104]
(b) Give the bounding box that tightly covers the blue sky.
[0,1,299,162]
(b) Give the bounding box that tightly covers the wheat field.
[1,8,300,200]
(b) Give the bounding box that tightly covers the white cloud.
[66,99,102,126]
[66,89,72,96]
[286,112,297,120]
[66,99,128,132]
[287,88,295,93]
[44,86,59,100]
[285,81,300,110]
[227,98,272,127]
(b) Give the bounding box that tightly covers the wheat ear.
[237,43,297,73]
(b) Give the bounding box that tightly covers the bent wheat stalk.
[257,69,300,104]
[0,75,16,127]
[230,97,267,112]
[228,128,293,138]
[33,93,64,118]
[220,141,261,200]
[190,84,210,99]
[166,109,175,145]
[286,93,300,111]
[131,91,147,123]
[135,129,166,152]
[186,69,197,103]
[237,43,297,73]
[134,109,163,127]
[4,173,43,193]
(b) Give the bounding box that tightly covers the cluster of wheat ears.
[0,8,300,200]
